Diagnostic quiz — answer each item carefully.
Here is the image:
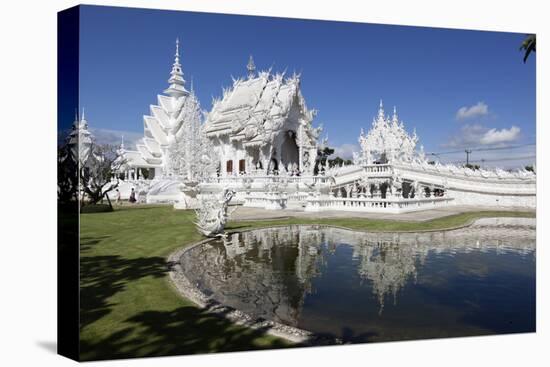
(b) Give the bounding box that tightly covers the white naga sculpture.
[194,188,237,237]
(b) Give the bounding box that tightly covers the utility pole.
[465,149,472,165]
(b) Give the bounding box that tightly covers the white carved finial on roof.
[392,106,398,124]
[247,55,256,79]
[378,99,385,120]
[358,100,421,165]
[121,135,125,149]
[164,38,188,97]
[77,108,89,130]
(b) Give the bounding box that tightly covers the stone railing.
[363,164,392,174]
[202,175,332,186]
[243,192,288,210]
[305,196,454,214]
[287,192,310,202]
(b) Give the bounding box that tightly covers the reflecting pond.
[180,219,535,343]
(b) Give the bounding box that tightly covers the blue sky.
[79,5,536,167]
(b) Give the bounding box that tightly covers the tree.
[58,140,79,204]
[328,156,352,168]
[525,165,534,172]
[520,34,536,63]
[464,163,480,170]
[80,143,126,212]
[314,146,335,175]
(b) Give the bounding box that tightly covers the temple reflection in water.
[180,221,535,339]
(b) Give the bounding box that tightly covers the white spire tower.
[164,38,189,97]
[247,55,256,79]
[80,108,88,129]
[378,99,385,120]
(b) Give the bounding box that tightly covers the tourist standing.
[115,189,121,205]
[129,188,136,203]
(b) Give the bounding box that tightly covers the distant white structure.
[354,101,419,165]
[320,101,536,211]
[67,110,93,166]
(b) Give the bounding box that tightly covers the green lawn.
[79,205,534,360]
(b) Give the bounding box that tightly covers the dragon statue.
[194,188,236,238]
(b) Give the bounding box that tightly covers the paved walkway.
[230,205,535,222]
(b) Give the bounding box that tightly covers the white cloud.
[456,101,489,120]
[480,126,521,145]
[445,124,521,148]
[90,128,143,149]
[330,143,358,160]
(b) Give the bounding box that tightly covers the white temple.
[109,39,536,212]
[354,101,419,165]
[204,55,321,177]
[67,110,93,166]
[117,38,205,181]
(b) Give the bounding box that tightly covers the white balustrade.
[305,196,454,214]
[244,192,288,210]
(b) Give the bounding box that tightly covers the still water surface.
[180,221,535,342]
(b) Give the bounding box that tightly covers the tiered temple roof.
[122,39,203,172]
[204,58,320,148]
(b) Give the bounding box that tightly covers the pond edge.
[167,217,535,345]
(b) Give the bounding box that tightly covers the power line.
[447,155,536,165]
[428,143,535,156]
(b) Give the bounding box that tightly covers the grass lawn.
[79,205,534,360]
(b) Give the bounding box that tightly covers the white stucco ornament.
[194,188,236,237]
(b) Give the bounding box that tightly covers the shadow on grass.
[80,305,291,361]
[80,236,112,252]
[113,205,171,212]
[80,254,169,331]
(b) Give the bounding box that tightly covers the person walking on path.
[115,189,121,205]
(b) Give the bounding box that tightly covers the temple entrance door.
[226,160,233,174]
[239,159,246,174]
[280,130,299,172]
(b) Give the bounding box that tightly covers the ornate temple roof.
[67,109,93,165]
[356,100,419,164]
[204,57,318,147]
[122,39,202,170]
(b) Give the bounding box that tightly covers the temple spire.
[164,38,188,97]
[247,55,256,79]
[80,108,88,129]
[392,106,398,124]
[378,99,385,120]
